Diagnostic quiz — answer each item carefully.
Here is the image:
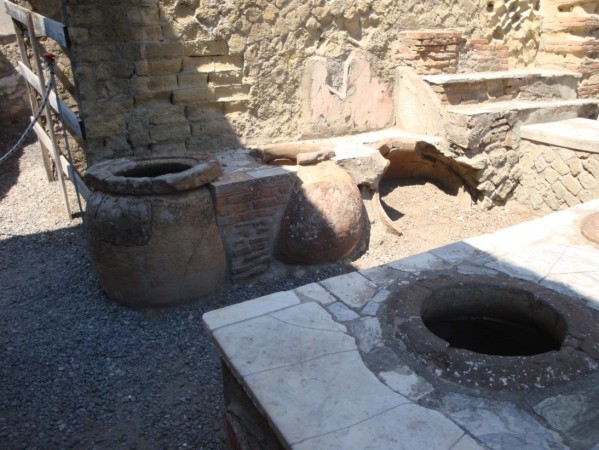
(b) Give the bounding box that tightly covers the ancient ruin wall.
[59,0,492,165]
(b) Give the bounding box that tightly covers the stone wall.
[516,140,599,212]
[0,34,28,127]
[60,0,489,165]
[536,0,599,99]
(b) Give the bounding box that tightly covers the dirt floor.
[350,178,544,270]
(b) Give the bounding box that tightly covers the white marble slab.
[203,290,300,332]
[294,282,337,305]
[387,252,448,272]
[244,350,408,446]
[442,394,568,450]
[213,302,354,377]
[319,272,379,308]
[294,402,476,450]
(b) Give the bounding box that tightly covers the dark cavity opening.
[119,162,193,178]
[421,284,566,356]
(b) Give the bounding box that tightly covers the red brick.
[226,203,252,215]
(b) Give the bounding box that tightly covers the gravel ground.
[0,138,542,449]
[0,140,353,449]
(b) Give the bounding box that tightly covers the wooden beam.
[59,154,90,200]
[18,62,85,140]
[3,1,69,48]
[33,121,90,201]
[32,120,52,150]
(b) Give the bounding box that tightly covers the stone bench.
[422,69,581,105]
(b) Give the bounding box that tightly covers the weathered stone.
[395,66,444,136]
[84,155,226,307]
[297,150,336,166]
[562,174,583,196]
[301,50,394,136]
[277,162,364,264]
[333,144,390,189]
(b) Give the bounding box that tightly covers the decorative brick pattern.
[517,140,599,212]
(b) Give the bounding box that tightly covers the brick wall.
[209,169,295,282]
[459,39,509,72]
[398,30,463,75]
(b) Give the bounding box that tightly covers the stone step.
[444,99,599,149]
[422,70,582,105]
[447,98,599,124]
[521,118,599,153]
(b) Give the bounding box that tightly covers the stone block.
[551,157,571,176]
[172,87,215,104]
[214,84,250,101]
[567,157,584,177]
[544,167,560,184]
[136,58,183,76]
[177,72,209,89]
[85,114,127,139]
[130,26,164,41]
[150,123,191,142]
[132,75,178,94]
[578,171,597,190]
[147,106,186,125]
[134,91,172,108]
[562,174,583,196]
[563,191,580,207]
[551,181,567,200]
[127,7,160,26]
[145,42,185,59]
[67,5,104,24]
[184,40,228,57]
[583,157,599,178]
[208,70,243,85]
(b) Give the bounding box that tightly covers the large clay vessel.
[277,161,364,264]
[84,154,226,308]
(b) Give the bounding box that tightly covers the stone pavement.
[204,199,599,450]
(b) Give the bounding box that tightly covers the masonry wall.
[516,140,599,212]
[0,34,28,126]
[60,0,495,165]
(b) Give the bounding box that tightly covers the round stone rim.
[383,275,599,390]
[85,154,222,195]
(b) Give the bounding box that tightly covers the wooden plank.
[14,19,54,180]
[18,62,85,140]
[33,122,90,201]
[32,120,52,150]
[59,154,90,200]
[4,1,69,47]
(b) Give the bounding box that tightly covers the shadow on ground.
[0,223,354,449]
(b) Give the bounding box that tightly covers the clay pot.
[84,154,226,308]
[277,162,365,264]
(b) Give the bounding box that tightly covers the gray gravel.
[0,139,352,449]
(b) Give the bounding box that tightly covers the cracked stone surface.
[204,199,599,449]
